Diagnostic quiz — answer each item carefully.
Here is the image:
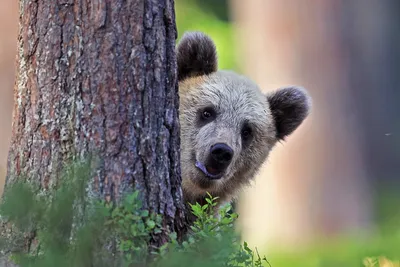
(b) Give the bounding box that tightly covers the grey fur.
[177,32,312,219]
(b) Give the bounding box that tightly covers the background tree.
[0,0,17,195]
[1,0,186,257]
[231,0,373,248]
[230,0,400,250]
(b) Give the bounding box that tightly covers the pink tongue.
[206,166,219,175]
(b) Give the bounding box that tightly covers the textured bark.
[3,0,186,256]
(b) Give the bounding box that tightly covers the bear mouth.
[195,161,224,180]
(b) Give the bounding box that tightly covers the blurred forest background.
[0,0,399,266]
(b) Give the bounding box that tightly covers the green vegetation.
[264,187,400,267]
[0,160,270,267]
[175,0,238,72]
[1,162,397,267]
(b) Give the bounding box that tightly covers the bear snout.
[206,143,233,173]
[194,143,234,180]
[210,143,233,164]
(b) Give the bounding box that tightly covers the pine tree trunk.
[2,0,186,259]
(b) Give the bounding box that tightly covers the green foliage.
[0,162,269,267]
[263,187,400,267]
[0,161,108,267]
[192,0,230,22]
[153,193,270,267]
[104,189,163,266]
[4,161,395,267]
[175,0,238,72]
[364,256,400,267]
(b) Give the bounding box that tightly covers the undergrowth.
[0,161,269,267]
[0,161,396,266]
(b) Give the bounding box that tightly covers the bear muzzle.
[195,143,234,180]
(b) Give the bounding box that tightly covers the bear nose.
[200,143,234,179]
[210,143,234,165]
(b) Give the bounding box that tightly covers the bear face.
[177,31,311,207]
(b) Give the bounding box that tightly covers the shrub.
[0,161,269,267]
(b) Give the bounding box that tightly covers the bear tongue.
[206,166,220,175]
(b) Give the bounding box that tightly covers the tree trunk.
[0,0,18,196]
[231,0,373,249]
[3,0,186,256]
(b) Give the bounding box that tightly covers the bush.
[0,161,269,267]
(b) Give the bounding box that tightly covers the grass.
[263,185,400,267]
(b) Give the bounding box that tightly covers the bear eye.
[199,107,216,123]
[202,110,212,119]
[241,124,253,142]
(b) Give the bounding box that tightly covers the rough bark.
[3,0,185,256]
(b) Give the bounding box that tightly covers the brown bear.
[177,31,311,220]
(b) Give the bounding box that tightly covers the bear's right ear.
[176,31,218,82]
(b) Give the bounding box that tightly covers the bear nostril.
[210,143,233,164]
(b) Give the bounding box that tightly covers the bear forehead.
[180,70,270,121]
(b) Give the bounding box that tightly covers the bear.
[177,31,311,221]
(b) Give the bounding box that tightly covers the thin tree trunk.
[2,0,186,257]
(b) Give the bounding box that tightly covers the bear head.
[177,31,312,205]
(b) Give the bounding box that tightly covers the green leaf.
[146,220,156,229]
[201,204,209,211]
[141,210,149,217]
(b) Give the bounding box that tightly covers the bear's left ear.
[267,86,312,140]
[176,31,218,82]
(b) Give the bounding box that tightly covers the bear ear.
[267,86,312,140]
[176,31,218,82]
